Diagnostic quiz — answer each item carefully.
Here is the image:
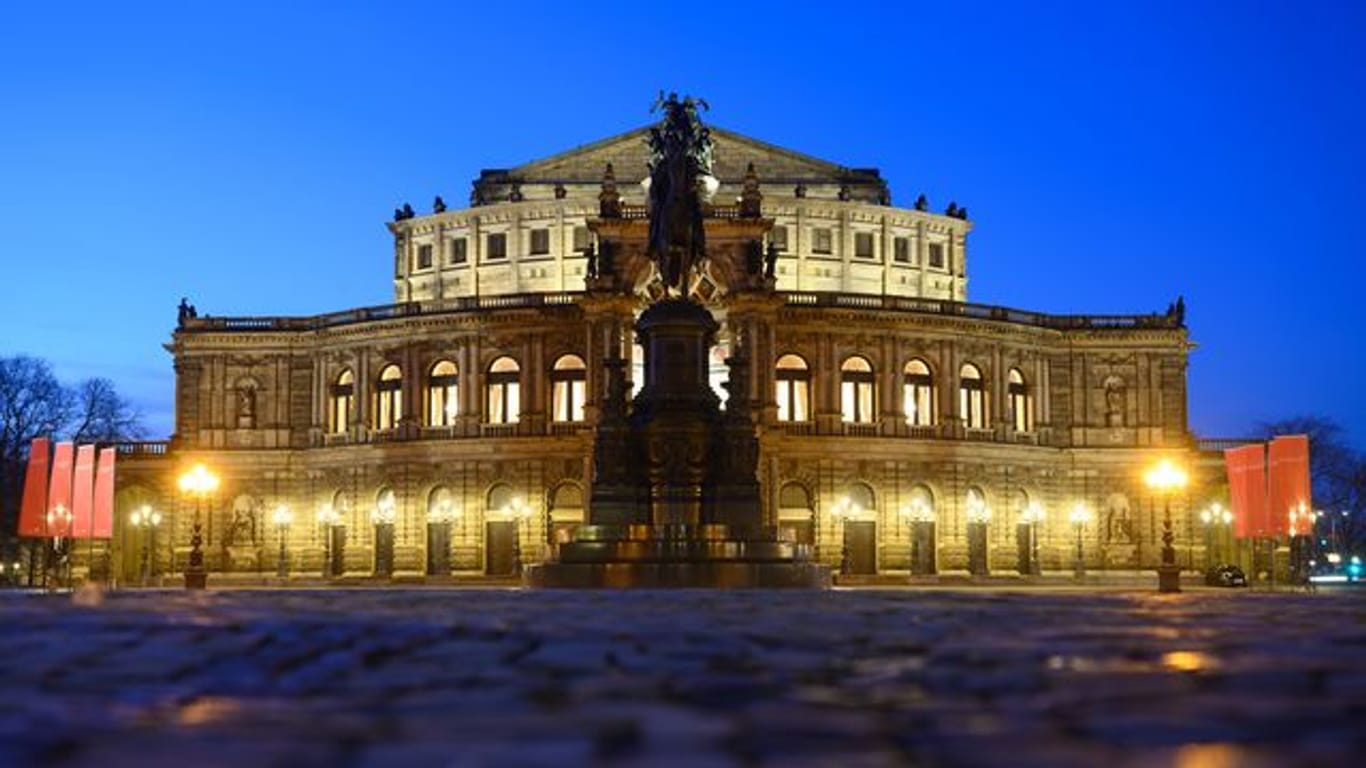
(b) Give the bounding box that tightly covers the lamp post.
[1068,502,1091,579]
[901,497,936,576]
[1199,503,1231,569]
[506,496,532,576]
[318,504,340,579]
[130,504,162,586]
[46,504,73,587]
[272,504,293,579]
[965,491,991,576]
[177,463,219,590]
[1019,502,1045,576]
[1144,458,1188,593]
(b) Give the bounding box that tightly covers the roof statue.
[646,92,717,294]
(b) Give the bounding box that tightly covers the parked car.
[1205,564,1248,588]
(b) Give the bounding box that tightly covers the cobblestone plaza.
[2,587,1363,766]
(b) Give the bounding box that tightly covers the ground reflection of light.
[178,697,244,725]
[1174,743,1248,768]
[1162,650,1218,672]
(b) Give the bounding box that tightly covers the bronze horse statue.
[646,93,713,294]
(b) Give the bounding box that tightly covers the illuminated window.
[486,356,520,424]
[529,228,550,256]
[374,364,403,431]
[812,227,833,254]
[486,233,507,261]
[840,356,876,424]
[903,359,935,427]
[854,232,874,258]
[959,363,986,429]
[1008,368,1033,432]
[572,226,590,252]
[550,355,586,422]
[328,369,354,434]
[449,237,468,265]
[775,354,811,422]
[426,360,459,427]
[416,244,433,270]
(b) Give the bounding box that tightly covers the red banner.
[1225,443,1267,538]
[93,448,116,539]
[18,437,50,538]
[1269,434,1311,536]
[47,442,75,537]
[71,445,96,538]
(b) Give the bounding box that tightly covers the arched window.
[840,356,876,424]
[965,486,991,524]
[426,360,459,427]
[775,354,811,422]
[486,357,521,424]
[905,484,935,522]
[1008,368,1033,432]
[550,355,586,422]
[374,365,403,431]
[328,369,354,434]
[373,486,397,525]
[903,359,934,427]
[959,363,986,429]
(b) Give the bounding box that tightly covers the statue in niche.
[584,242,598,279]
[224,496,259,548]
[236,386,256,429]
[1104,493,1134,545]
[1103,376,1125,427]
[764,240,778,279]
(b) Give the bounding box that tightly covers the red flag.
[93,448,116,539]
[18,437,50,538]
[47,442,75,537]
[1269,435,1311,536]
[1225,443,1267,538]
[71,445,96,538]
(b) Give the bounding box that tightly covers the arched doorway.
[839,483,877,575]
[778,483,815,548]
[485,484,519,576]
[426,486,457,576]
[548,483,584,560]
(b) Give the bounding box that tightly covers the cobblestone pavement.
[1,587,1364,767]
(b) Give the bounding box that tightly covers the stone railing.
[1196,437,1260,453]
[781,292,1183,331]
[180,293,584,334]
[113,441,171,457]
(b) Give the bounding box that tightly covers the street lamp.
[965,489,991,576]
[318,503,341,579]
[505,496,533,576]
[1199,502,1232,569]
[1068,502,1091,579]
[901,496,936,576]
[129,504,163,586]
[177,463,220,590]
[1019,502,1045,576]
[272,504,293,579]
[1144,458,1188,593]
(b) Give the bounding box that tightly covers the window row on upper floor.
[777,354,1034,432]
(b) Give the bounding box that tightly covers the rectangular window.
[572,226,590,252]
[529,228,550,256]
[928,242,945,269]
[450,237,468,265]
[487,233,507,261]
[812,227,833,255]
[416,244,433,270]
[770,225,788,252]
[854,232,874,259]
[893,237,911,264]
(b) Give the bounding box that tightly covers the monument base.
[1157,564,1182,593]
[528,524,830,589]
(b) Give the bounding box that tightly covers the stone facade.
[109,124,1210,584]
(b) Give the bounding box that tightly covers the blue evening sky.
[2,2,1363,445]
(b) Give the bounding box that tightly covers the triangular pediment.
[491,125,881,186]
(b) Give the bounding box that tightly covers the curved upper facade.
[390,126,972,304]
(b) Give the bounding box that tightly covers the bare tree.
[0,357,75,542]
[70,377,145,444]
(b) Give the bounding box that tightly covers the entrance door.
[843,520,877,575]
[427,522,451,576]
[327,526,346,577]
[486,520,517,576]
[374,523,395,577]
